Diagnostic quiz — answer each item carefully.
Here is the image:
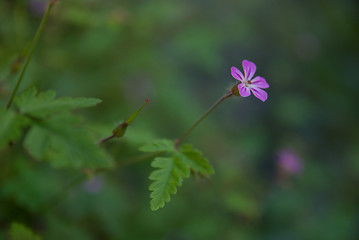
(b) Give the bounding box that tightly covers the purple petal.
[238,83,251,97]
[242,60,256,80]
[251,87,268,102]
[251,76,269,89]
[231,67,244,81]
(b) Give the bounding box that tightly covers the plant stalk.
[175,90,233,147]
[6,1,57,109]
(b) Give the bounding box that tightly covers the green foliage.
[149,155,190,211]
[180,144,215,175]
[14,87,101,118]
[141,139,214,210]
[43,216,93,240]
[0,108,28,148]
[139,139,176,153]
[9,222,41,240]
[24,113,113,169]
[1,0,358,238]
[1,158,61,212]
[0,87,114,169]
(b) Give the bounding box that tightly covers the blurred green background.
[1,0,359,239]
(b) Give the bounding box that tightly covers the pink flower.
[277,149,303,175]
[231,60,269,102]
[83,176,104,194]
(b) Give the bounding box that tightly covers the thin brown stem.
[175,90,233,147]
[98,135,115,145]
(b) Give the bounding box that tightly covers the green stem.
[6,1,57,109]
[175,90,233,147]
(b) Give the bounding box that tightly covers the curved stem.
[175,90,233,147]
[6,1,57,109]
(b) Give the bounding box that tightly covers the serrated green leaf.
[9,222,42,240]
[180,144,215,175]
[139,139,175,153]
[0,108,29,148]
[24,113,113,169]
[14,87,102,117]
[149,154,190,211]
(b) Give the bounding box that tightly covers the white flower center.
[244,79,252,87]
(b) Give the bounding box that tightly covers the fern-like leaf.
[139,139,175,153]
[24,113,113,169]
[149,154,190,211]
[15,87,101,117]
[180,144,215,175]
[0,108,29,148]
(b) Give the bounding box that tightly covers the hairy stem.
[175,90,233,147]
[6,1,57,109]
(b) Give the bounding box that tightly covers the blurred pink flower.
[27,0,47,16]
[84,176,104,194]
[231,60,269,102]
[277,149,303,175]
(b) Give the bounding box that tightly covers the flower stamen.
[244,79,252,87]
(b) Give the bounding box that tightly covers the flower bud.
[99,99,148,144]
[112,122,128,138]
[111,99,148,138]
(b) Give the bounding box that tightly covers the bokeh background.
[1,0,359,239]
